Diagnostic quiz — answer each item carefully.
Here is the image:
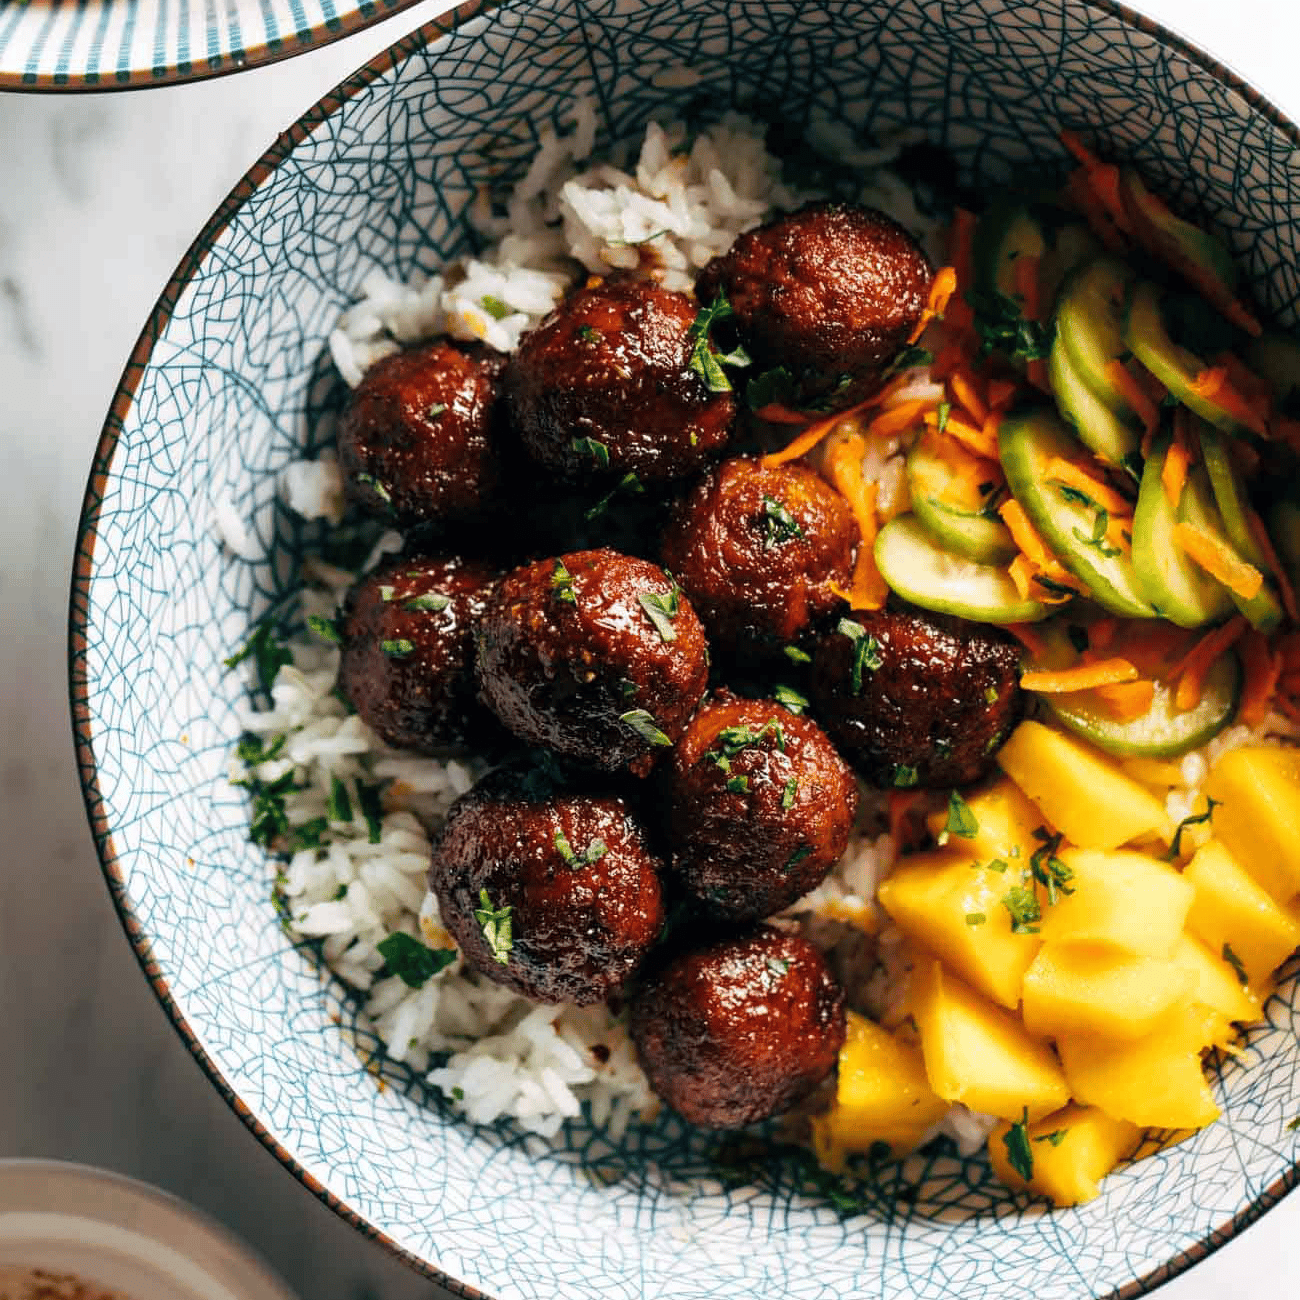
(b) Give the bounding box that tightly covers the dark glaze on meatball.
[696,201,932,410]
[629,926,845,1128]
[337,554,499,752]
[665,694,859,921]
[475,548,710,776]
[504,278,736,486]
[338,339,503,528]
[431,764,665,1004]
[660,456,855,662]
[809,603,1025,789]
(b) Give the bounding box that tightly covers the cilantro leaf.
[761,495,805,548]
[837,618,883,694]
[307,615,342,645]
[638,584,682,643]
[620,708,673,748]
[378,932,456,988]
[224,621,293,693]
[1002,881,1042,933]
[1002,1108,1034,1181]
[1164,798,1221,861]
[571,436,610,469]
[473,889,514,964]
[404,592,451,614]
[687,292,748,392]
[774,683,809,715]
[1222,941,1249,985]
[552,559,577,604]
[945,790,979,839]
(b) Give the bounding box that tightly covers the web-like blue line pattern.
[73,1,1300,1297]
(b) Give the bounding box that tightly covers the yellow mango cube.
[1184,839,1300,984]
[810,1012,950,1172]
[988,1103,1139,1205]
[1057,1003,1221,1129]
[1039,849,1194,957]
[1170,932,1260,1025]
[1203,747,1300,903]
[877,851,1041,1009]
[996,721,1170,850]
[926,777,1048,864]
[1021,944,1196,1041]
[1120,755,1185,791]
[913,961,1070,1121]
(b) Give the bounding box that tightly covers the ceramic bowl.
[71,1,1300,1296]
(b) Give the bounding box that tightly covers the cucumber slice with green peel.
[1048,331,1142,468]
[1123,280,1254,438]
[1046,651,1242,758]
[874,515,1049,624]
[1131,432,1236,628]
[906,439,1017,565]
[997,407,1156,619]
[1244,330,1300,412]
[1054,256,1141,418]
[973,202,1050,302]
[1040,223,1103,313]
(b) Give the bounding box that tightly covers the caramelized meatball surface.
[809,604,1025,789]
[475,548,710,775]
[338,339,503,528]
[504,279,736,486]
[661,456,855,662]
[629,926,845,1128]
[337,554,498,752]
[431,764,665,1004]
[696,201,932,409]
[665,694,859,921]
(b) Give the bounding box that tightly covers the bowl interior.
[73,0,1300,1296]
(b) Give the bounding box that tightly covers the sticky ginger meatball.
[503,278,736,487]
[629,926,845,1128]
[660,456,855,663]
[696,201,932,410]
[336,554,498,752]
[474,548,710,775]
[665,694,859,921]
[430,764,666,1004]
[337,338,504,528]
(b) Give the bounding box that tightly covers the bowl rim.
[67,0,1300,1293]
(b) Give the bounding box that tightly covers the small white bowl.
[0,1162,298,1300]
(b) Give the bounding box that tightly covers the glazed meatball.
[809,604,1025,789]
[665,694,859,921]
[629,926,845,1128]
[696,201,932,410]
[504,278,736,486]
[431,764,666,1004]
[337,339,503,528]
[337,554,499,752]
[475,548,710,775]
[661,456,856,662]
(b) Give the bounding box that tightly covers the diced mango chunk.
[810,1012,950,1172]
[1039,849,1193,957]
[1184,839,1300,985]
[1170,932,1260,1025]
[996,721,1170,850]
[1203,747,1300,903]
[877,851,1041,1009]
[1021,943,1196,1041]
[1120,755,1186,791]
[1057,1004,1221,1129]
[913,961,1070,1121]
[926,777,1048,865]
[988,1103,1139,1205]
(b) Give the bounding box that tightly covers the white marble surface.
[0,2,1297,1297]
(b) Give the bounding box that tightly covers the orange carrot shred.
[1008,556,1034,601]
[1162,424,1190,509]
[824,430,888,611]
[754,403,814,426]
[948,209,978,283]
[1026,358,1050,393]
[1089,618,1119,651]
[1190,368,1269,438]
[1021,658,1140,692]
[987,378,1019,411]
[1104,360,1160,434]
[1247,507,1298,623]
[907,266,959,345]
[943,413,1000,461]
[760,396,876,468]
[1094,678,1156,721]
[999,500,1055,570]
[1004,623,1049,659]
[863,397,935,441]
[950,369,988,425]
[1170,616,1248,710]
[1172,523,1264,599]
[1044,458,1133,515]
[1238,630,1282,726]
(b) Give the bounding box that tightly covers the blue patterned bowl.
[71,1,1300,1296]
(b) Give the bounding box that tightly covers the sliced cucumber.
[1055,257,1141,418]
[1131,432,1235,628]
[1048,331,1142,468]
[1244,330,1300,412]
[1123,280,1254,438]
[997,407,1156,619]
[973,202,1050,302]
[874,515,1048,624]
[1047,651,1242,758]
[1197,423,1285,632]
[1040,223,1103,314]
[906,439,1017,565]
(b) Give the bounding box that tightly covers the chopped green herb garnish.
[225,621,293,693]
[237,767,298,848]
[554,829,609,867]
[687,292,749,392]
[620,708,673,748]
[1164,798,1222,861]
[945,790,979,840]
[936,400,951,433]
[709,719,787,765]
[782,777,798,809]
[577,323,601,344]
[638,583,682,643]
[452,1085,465,1101]
[1287,1116,1300,1132]
[426,402,447,419]
[1222,942,1249,985]
[1073,505,1120,557]
[571,436,610,469]
[236,733,286,767]
[965,912,987,927]
[1036,1129,1069,1147]
[584,471,645,521]
[286,815,328,851]
[404,592,451,614]
[969,287,1054,363]
[381,639,414,657]
[355,779,385,844]
[355,472,392,504]
[783,644,812,665]
[892,764,919,789]
[332,883,349,900]
[481,295,510,320]
[1057,484,1098,509]
[984,685,999,704]
[552,559,577,604]
[1003,1108,1034,1181]
[1002,881,1042,934]
[766,956,790,977]
[377,931,457,988]
[761,495,805,548]
[783,845,813,874]
[746,366,796,410]
[307,614,342,645]
[726,775,750,794]
[379,585,396,603]
[327,774,353,823]
[986,857,1009,874]
[1029,826,1074,905]
[837,618,883,693]
[474,889,514,964]
[774,683,809,715]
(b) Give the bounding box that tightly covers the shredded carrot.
[1117,620,1196,674]
[1132,363,1169,409]
[1004,623,1049,659]
[987,378,1019,411]
[1013,252,1043,324]
[1059,131,1133,236]
[1104,360,1160,435]
[863,397,935,441]
[1189,368,1270,439]
[1094,678,1156,721]
[1238,629,1282,726]
[1065,168,1128,253]
[999,500,1056,571]
[754,403,815,426]
[950,369,988,425]
[1008,555,1034,601]
[943,413,1000,460]
[760,396,876,468]
[1173,522,1264,599]
[1247,507,1298,623]
[824,430,888,611]
[1021,658,1140,692]
[1044,458,1133,515]
[1170,616,1248,710]
[1026,357,1050,393]
[1140,419,1157,462]
[907,266,959,345]
[948,211,978,290]
[1088,618,1119,651]
[1162,421,1191,508]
